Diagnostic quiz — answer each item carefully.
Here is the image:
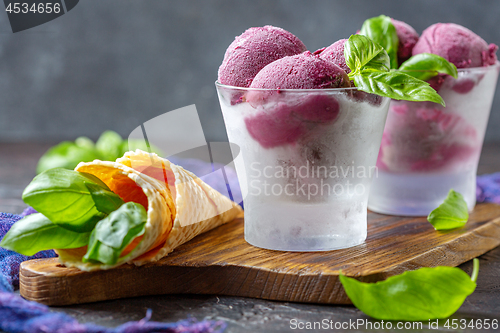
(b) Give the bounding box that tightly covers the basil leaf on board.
[359,15,399,69]
[83,202,147,265]
[345,34,390,75]
[36,141,101,174]
[22,168,124,232]
[339,259,479,321]
[399,53,459,81]
[427,189,469,230]
[0,213,90,256]
[96,130,124,161]
[351,71,445,106]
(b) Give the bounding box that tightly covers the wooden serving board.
[20,203,500,306]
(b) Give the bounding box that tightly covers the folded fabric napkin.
[0,209,54,292]
[476,172,500,205]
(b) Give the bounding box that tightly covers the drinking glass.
[216,82,390,251]
[369,63,500,216]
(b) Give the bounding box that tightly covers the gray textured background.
[1,0,500,143]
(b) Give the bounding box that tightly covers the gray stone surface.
[0,0,500,143]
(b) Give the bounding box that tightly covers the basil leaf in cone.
[84,202,147,265]
[22,168,124,232]
[0,213,90,256]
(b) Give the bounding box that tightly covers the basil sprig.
[37,130,163,174]
[0,213,90,256]
[345,33,390,73]
[358,15,458,84]
[340,259,479,321]
[427,189,469,230]
[400,53,459,81]
[1,169,150,264]
[83,202,147,265]
[359,14,399,69]
[22,168,124,232]
[345,35,445,106]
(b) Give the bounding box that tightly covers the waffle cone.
[56,150,242,271]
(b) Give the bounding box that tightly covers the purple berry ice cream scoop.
[316,39,351,74]
[218,25,307,88]
[249,51,351,90]
[244,52,351,149]
[412,23,498,68]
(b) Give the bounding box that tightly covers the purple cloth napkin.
[0,210,55,292]
[476,172,500,204]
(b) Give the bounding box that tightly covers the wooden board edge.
[18,214,500,306]
[382,217,500,276]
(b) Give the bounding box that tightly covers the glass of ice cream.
[216,83,390,251]
[216,23,439,250]
[368,23,500,216]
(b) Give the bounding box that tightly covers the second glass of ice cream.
[368,23,500,216]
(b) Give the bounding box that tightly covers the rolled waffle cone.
[56,150,242,271]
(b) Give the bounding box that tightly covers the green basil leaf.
[37,130,152,175]
[85,182,124,214]
[339,262,478,321]
[345,34,390,75]
[22,168,124,232]
[352,71,446,106]
[345,35,446,105]
[75,136,95,150]
[83,202,147,265]
[0,213,90,256]
[84,232,117,265]
[96,130,123,161]
[36,141,100,174]
[359,15,399,69]
[399,53,459,81]
[427,189,469,230]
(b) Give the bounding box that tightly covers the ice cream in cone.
[56,150,242,271]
